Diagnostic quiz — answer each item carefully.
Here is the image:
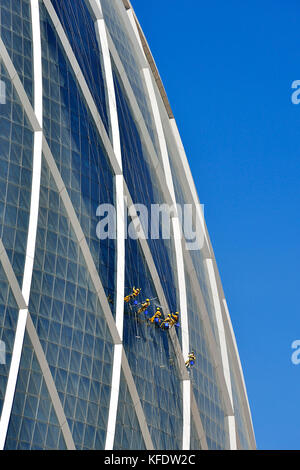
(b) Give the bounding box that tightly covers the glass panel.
[0,0,33,103]
[114,67,179,321]
[101,0,160,160]
[0,262,19,418]
[190,416,202,450]
[40,3,117,314]
[0,62,33,286]
[228,347,252,449]
[28,157,115,450]
[185,267,229,449]
[5,330,67,450]
[166,135,219,342]
[123,227,182,449]
[50,0,109,134]
[113,370,146,450]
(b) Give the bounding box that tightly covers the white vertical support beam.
[173,216,190,450]
[90,0,125,450]
[93,1,124,336]
[227,415,237,450]
[182,379,191,449]
[206,258,237,450]
[0,0,43,449]
[105,342,122,449]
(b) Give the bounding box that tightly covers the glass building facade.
[0,0,255,450]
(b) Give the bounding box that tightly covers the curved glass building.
[0,0,255,450]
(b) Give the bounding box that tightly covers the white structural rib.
[124,4,190,449]
[88,0,125,450]
[0,1,43,448]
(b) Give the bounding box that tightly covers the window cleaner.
[185,352,196,369]
[137,298,150,315]
[124,287,141,303]
[149,307,162,324]
[169,312,180,328]
[160,313,172,329]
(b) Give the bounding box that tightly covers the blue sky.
[132,0,300,450]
